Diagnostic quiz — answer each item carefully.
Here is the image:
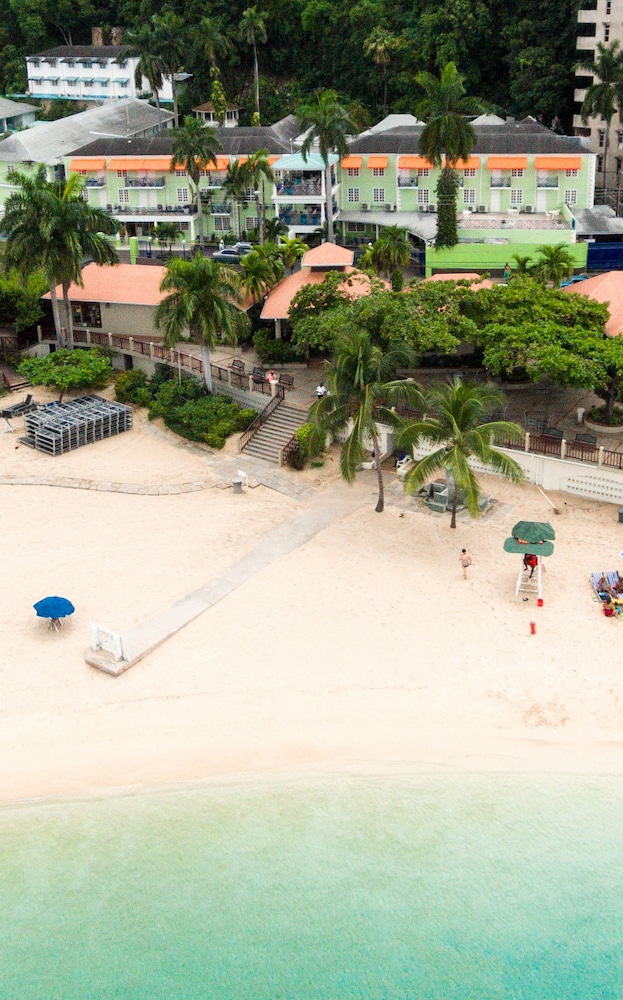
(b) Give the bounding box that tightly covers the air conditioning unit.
[361,203,368,212]
[524,204,534,213]
[384,203,392,212]
[428,204,436,213]
[418,205,426,213]
[477,205,487,213]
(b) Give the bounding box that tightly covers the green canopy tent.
[503,521,555,598]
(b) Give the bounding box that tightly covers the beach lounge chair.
[591,571,621,599]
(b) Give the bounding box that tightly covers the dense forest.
[0,0,581,131]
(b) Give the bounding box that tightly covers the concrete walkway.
[86,480,369,675]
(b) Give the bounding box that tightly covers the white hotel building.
[26,45,182,104]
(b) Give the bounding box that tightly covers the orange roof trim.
[341,156,363,168]
[144,157,174,171]
[398,155,432,170]
[459,157,480,170]
[367,155,389,169]
[106,158,146,171]
[69,157,106,171]
[487,156,528,170]
[535,156,582,170]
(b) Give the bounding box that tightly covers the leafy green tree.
[18,348,111,402]
[170,117,222,246]
[242,149,274,245]
[369,226,410,284]
[578,41,623,194]
[533,243,575,288]
[363,27,400,115]
[298,89,354,245]
[0,267,47,330]
[210,78,228,126]
[155,255,249,393]
[309,331,423,512]
[398,378,524,528]
[1,168,118,349]
[240,6,267,119]
[416,62,480,248]
[119,23,165,110]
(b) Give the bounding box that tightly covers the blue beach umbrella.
[33,596,75,621]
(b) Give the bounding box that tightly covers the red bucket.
[537,598,543,608]
[530,621,536,635]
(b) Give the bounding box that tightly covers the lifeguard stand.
[503,521,555,600]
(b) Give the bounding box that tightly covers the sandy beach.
[2,392,623,803]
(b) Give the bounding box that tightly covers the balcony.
[537,177,559,188]
[123,177,166,189]
[210,203,232,214]
[398,176,419,187]
[490,178,512,188]
[278,210,322,227]
[84,178,105,187]
[111,204,198,216]
[275,172,323,197]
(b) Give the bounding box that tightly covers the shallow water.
[2,772,623,999]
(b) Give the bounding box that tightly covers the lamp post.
[182,239,186,260]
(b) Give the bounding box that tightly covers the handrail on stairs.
[239,388,285,452]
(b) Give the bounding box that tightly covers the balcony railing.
[490,178,512,188]
[123,177,166,188]
[537,178,558,188]
[398,177,420,187]
[210,203,232,214]
[84,178,106,187]
[275,174,322,197]
[278,211,322,226]
[111,204,198,216]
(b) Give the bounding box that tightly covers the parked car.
[212,244,254,263]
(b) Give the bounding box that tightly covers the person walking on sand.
[459,548,472,579]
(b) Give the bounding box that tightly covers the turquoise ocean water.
[2,772,623,999]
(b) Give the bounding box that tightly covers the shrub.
[585,405,623,426]
[18,348,111,402]
[253,328,305,365]
[285,442,306,469]
[161,395,256,447]
[115,368,150,403]
[295,421,325,460]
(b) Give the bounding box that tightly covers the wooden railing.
[239,391,285,452]
[279,433,300,468]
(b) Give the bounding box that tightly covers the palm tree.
[363,27,400,116]
[223,159,248,239]
[152,221,180,256]
[369,226,410,283]
[416,62,480,248]
[534,243,575,288]
[239,6,267,119]
[243,148,274,244]
[1,168,118,349]
[398,378,524,528]
[265,217,288,242]
[239,247,283,305]
[280,236,308,273]
[155,255,250,393]
[511,253,535,276]
[118,24,164,110]
[298,90,354,245]
[170,117,222,247]
[195,15,233,78]
[152,10,185,126]
[578,41,623,195]
[308,331,422,512]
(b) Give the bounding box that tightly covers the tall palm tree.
[280,236,308,273]
[369,226,410,282]
[534,243,575,288]
[243,148,274,244]
[239,6,267,119]
[223,159,248,239]
[298,90,354,245]
[239,247,283,305]
[578,41,623,195]
[363,27,400,116]
[170,117,222,247]
[416,62,480,248]
[265,216,287,242]
[118,24,164,110]
[153,10,185,126]
[155,255,249,393]
[1,168,118,349]
[398,378,524,528]
[308,331,422,512]
[195,15,233,78]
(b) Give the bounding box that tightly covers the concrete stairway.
[242,402,308,464]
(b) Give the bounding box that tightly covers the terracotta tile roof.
[301,243,354,267]
[260,266,386,320]
[45,263,166,306]
[563,271,623,336]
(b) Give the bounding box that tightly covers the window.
[177,188,189,203]
[417,168,429,177]
[607,0,612,11]
[244,187,255,200]
[118,189,129,203]
[598,154,604,172]
[604,23,610,41]
[214,216,231,231]
[175,169,186,177]
[347,167,360,177]
[72,302,102,328]
[200,169,211,177]
[372,167,385,177]
[347,187,360,203]
[118,59,127,69]
[418,188,429,204]
[617,157,622,173]
[618,130,623,149]
[347,221,366,232]
[565,168,578,177]
[116,169,127,178]
[98,60,107,68]
[463,167,476,177]
[245,216,257,229]
[511,168,524,178]
[565,189,578,205]
[372,187,385,203]
[599,129,605,148]
[81,60,92,68]
[179,221,190,231]
[463,188,476,205]
[510,188,523,205]
[30,59,40,68]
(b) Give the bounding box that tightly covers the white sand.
[2,393,623,802]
